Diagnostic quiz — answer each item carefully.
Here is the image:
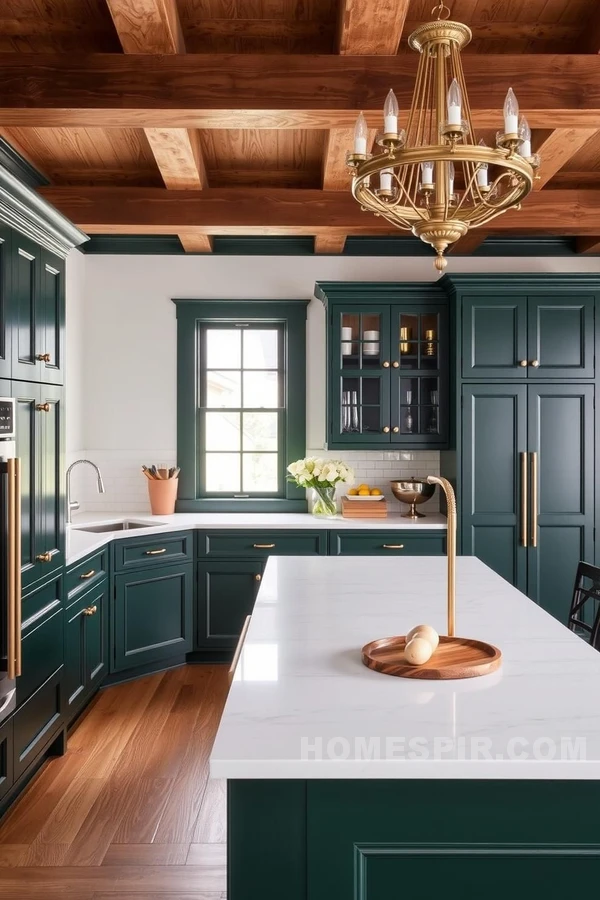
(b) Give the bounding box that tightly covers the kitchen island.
[210,555,600,900]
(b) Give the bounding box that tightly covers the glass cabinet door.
[331,306,391,443]
[390,305,448,445]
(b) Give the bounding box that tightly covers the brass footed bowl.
[390,478,436,518]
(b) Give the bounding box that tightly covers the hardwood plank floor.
[0,665,229,897]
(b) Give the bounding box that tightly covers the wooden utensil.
[362,634,501,679]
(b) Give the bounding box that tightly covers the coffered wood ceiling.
[1,0,600,253]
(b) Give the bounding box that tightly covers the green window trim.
[173,299,309,512]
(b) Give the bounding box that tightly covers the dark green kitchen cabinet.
[461,383,595,624]
[8,379,64,592]
[315,283,449,449]
[0,224,11,380]
[12,668,64,781]
[10,233,64,385]
[0,719,14,805]
[18,573,63,707]
[113,563,193,672]
[451,276,596,380]
[196,560,264,651]
[65,581,109,719]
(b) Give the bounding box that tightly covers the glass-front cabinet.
[317,283,448,449]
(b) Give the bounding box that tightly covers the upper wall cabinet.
[0,224,11,380]
[444,276,596,381]
[315,283,449,450]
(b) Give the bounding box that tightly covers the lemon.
[357,483,370,492]
[370,488,382,496]
[358,488,370,496]
[347,488,358,496]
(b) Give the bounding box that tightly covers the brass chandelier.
[347,2,540,271]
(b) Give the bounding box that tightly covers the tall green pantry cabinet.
[0,164,87,813]
[441,275,599,625]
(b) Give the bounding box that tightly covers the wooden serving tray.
[362,634,501,680]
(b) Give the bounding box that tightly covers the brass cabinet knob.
[382,426,390,433]
[83,605,97,617]
[519,360,528,367]
[530,360,540,368]
[36,551,52,563]
[36,403,50,412]
[392,426,400,433]
[382,361,390,368]
[392,361,400,368]
[36,353,51,363]
[254,573,262,582]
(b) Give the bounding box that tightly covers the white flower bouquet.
[287,457,354,517]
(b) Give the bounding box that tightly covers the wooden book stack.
[342,498,388,519]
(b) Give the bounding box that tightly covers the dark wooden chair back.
[568,561,600,651]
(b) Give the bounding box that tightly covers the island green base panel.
[228,779,600,900]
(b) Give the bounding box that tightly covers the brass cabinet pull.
[7,459,16,680]
[229,615,252,683]
[382,361,390,368]
[145,548,167,555]
[519,360,528,367]
[15,459,22,676]
[382,544,404,549]
[253,543,275,549]
[254,573,262,582]
[392,361,400,368]
[531,451,538,548]
[82,605,97,617]
[36,353,51,362]
[392,426,399,433]
[36,551,52,563]
[80,569,96,580]
[36,403,50,412]
[520,452,528,548]
[530,360,540,368]
[382,426,390,433]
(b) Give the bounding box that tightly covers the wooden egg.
[404,637,433,666]
[406,624,439,651]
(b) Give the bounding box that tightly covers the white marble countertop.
[66,510,447,566]
[210,555,600,780]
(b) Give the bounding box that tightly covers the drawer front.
[198,530,328,559]
[114,531,193,572]
[66,546,108,603]
[21,573,62,630]
[13,668,63,781]
[330,531,446,556]
[0,718,13,804]
[18,605,64,706]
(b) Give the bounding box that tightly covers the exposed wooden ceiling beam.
[107,0,210,251]
[1,54,600,129]
[447,232,487,255]
[178,234,213,252]
[314,235,347,254]
[37,187,600,236]
[105,0,184,53]
[338,1,410,55]
[533,128,598,190]
[583,11,600,54]
[575,237,600,254]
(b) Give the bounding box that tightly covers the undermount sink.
[73,520,164,534]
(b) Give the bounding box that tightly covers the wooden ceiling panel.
[200,128,325,187]
[0,0,120,53]
[560,129,600,171]
[5,127,162,186]
[179,0,338,53]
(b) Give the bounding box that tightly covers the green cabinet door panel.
[11,381,39,592]
[37,251,64,385]
[0,720,13,805]
[113,563,193,672]
[18,587,63,707]
[461,295,528,379]
[11,234,41,382]
[527,384,595,622]
[65,600,86,713]
[0,226,11,379]
[38,384,65,577]
[461,384,528,591]
[65,582,109,717]
[85,582,109,691]
[527,294,595,379]
[196,560,263,650]
[12,668,63,781]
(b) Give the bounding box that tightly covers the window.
[173,300,308,512]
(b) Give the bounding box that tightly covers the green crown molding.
[314,280,446,307]
[0,166,87,257]
[441,273,600,295]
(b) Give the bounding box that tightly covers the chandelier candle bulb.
[420,161,434,187]
[447,161,455,196]
[504,87,519,134]
[384,89,399,134]
[477,139,489,187]
[519,116,532,158]
[446,78,462,127]
[353,112,368,155]
[380,167,393,192]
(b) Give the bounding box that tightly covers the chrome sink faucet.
[66,459,105,524]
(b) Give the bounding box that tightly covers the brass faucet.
[426,475,456,636]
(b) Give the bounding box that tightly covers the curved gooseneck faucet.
[66,459,105,524]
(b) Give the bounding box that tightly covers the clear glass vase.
[310,484,337,518]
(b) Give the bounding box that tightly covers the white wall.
[72,252,600,512]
